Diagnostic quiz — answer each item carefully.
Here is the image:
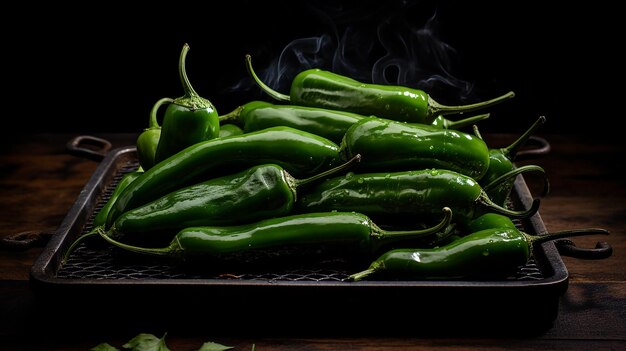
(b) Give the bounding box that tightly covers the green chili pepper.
[246,54,514,125]
[478,116,546,185]
[465,212,520,232]
[348,215,609,281]
[339,116,491,180]
[482,164,550,207]
[219,101,490,144]
[136,98,172,170]
[219,100,366,144]
[154,43,220,163]
[473,116,549,205]
[63,155,360,261]
[97,208,452,264]
[218,123,244,138]
[105,126,343,229]
[110,155,358,239]
[296,168,540,227]
[92,170,144,229]
[65,170,143,252]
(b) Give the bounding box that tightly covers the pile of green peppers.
[65,45,609,281]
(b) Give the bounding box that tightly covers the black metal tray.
[29,143,608,337]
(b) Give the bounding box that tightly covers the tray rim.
[29,145,570,291]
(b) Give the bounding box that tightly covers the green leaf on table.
[91,343,119,351]
[197,341,234,351]
[122,333,170,351]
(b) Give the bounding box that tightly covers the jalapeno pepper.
[92,170,143,229]
[474,116,548,204]
[64,170,144,253]
[339,116,491,179]
[219,101,490,144]
[348,214,609,281]
[246,54,514,125]
[114,155,357,238]
[296,167,540,227]
[479,116,546,183]
[481,164,550,207]
[136,97,172,170]
[96,208,452,264]
[154,43,220,163]
[63,155,360,261]
[105,126,344,228]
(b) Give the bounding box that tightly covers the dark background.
[5,1,621,138]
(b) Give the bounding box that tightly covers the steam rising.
[230,4,474,102]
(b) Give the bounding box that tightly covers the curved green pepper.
[296,168,540,227]
[478,116,546,184]
[92,170,143,229]
[154,43,220,163]
[105,126,343,228]
[136,98,172,170]
[246,54,514,125]
[475,116,548,204]
[348,214,609,281]
[340,116,490,180]
[65,170,144,253]
[97,209,453,264]
[106,155,358,241]
[219,101,490,144]
[63,155,360,261]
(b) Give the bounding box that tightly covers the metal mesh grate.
[58,163,545,282]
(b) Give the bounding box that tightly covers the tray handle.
[66,135,112,161]
[515,136,551,160]
[0,230,54,251]
[554,239,613,259]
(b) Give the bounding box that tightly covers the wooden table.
[1,133,624,350]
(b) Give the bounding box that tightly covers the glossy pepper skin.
[219,101,490,144]
[106,156,358,240]
[98,209,453,263]
[348,214,609,281]
[92,171,143,228]
[246,54,514,125]
[105,126,343,228]
[340,116,490,180]
[296,168,540,227]
[155,43,220,163]
[219,100,366,144]
[218,124,243,138]
[478,116,548,205]
[64,170,144,253]
[63,156,360,259]
[136,97,172,170]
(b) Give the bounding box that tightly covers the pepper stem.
[346,267,377,282]
[294,154,362,187]
[173,43,213,110]
[478,191,541,219]
[504,116,546,160]
[483,165,550,198]
[149,97,174,129]
[246,54,291,102]
[62,226,103,264]
[526,228,610,247]
[179,43,197,98]
[443,113,490,129]
[218,105,245,126]
[428,91,515,117]
[373,207,452,247]
[98,227,180,258]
